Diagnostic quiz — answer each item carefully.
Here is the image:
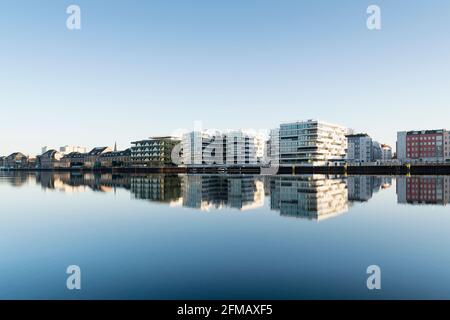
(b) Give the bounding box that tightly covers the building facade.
[84,147,113,168]
[397,129,445,163]
[278,120,348,166]
[131,136,181,167]
[4,152,29,169]
[266,128,280,165]
[381,144,392,161]
[39,149,63,169]
[98,149,131,167]
[182,130,264,166]
[346,133,373,163]
[444,131,450,162]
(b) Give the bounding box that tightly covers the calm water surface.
[1,172,450,299]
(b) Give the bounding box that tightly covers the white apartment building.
[278,120,348,166]
[182,130,264,166]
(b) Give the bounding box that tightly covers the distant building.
[39,149,63,169]
[84,147,113,168]
[59,145,87,155]
[397,129,445,163]
[266,128,280,165]
[278,120,348,166]
[4,152,29,169]
[444,131,450,162]
[0,156,5,168]
[372,141,382,161]
[346,133,373,163]
[60,152,86,168]
[381,144,392,161]
[98,149,131,167]
[131,136,181,167]
[42,145,87,156]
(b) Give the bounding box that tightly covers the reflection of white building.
[181,175,264,211]
[270,175,348,221]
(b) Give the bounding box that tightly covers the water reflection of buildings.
[131,175,182,204]
[270,175,349,221]
[182,175,264,211]
[397,176,450,205]
[0,172,402,219]
[347,176,392,202]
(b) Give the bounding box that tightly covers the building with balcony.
[182,130,264,166]
[131,136,181,167]
[278,120,348,166]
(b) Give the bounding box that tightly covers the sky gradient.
[1,0,450,155]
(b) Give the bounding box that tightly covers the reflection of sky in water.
[1,172,450,299]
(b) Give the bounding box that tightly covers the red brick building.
[405,130,444,161]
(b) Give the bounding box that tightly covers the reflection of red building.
[406,130,444,160]
[406,177,445,204]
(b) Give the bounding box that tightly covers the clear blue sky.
[1,0,450,156]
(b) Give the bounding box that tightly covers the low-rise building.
[4,152,29,169]
[61,152,86,168]
[84,147,113,168]
[131,136,181,167]
[39,149,64,169]
[98,149,131,167]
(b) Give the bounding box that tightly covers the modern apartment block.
[397,129,445,163]
[181,130,264,166]
[131,136,181,167]
[266,128,280,165]
[346,134,373,163]
[224,130,264,165]
[278,120,348,166]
